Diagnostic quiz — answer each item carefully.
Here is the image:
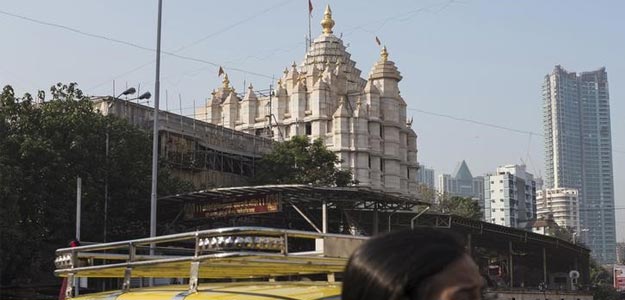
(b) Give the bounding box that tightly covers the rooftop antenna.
[308,0,313,49]
[137,83,141,104]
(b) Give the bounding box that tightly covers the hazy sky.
[1,0,623,240]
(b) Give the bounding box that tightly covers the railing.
[55,227,367,297]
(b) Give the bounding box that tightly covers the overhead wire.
[2,5,624,157]
[131,100,625,156]
[406,107,542,136]
[342,0,458,37]
[87,0,294,91]
[406,107,625,155]
[0,7,275,84]
[171,0,293,54]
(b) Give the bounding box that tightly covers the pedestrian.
[342,228,484,300]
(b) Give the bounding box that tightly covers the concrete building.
[437,160,484,202]
[617,242,625,264]
[483,165,536,228]
[536,188,580,234]
[416,165,435,189]
[543,65,616,263]
[92,97,273,189]
[197,6,418,195]
[528,216,561,236]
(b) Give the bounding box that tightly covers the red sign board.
[615,265,625,292]
[187,193,281,219]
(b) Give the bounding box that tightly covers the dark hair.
[341,228,465,300]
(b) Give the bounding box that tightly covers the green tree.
[253,135,353,186]
[589,259,619,300]
[416,184,481,220]
[0,83,191,287]
[548,225,573,242]
[416,183,437,203]
[433,194,482,220]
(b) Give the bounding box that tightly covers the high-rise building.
[437,161,484,206]
[617,242,625,264]
[484,165,537,228]
[536,188,580,234]
[197,6,419,195]
[416,165,435,189]
[543,65,616,263]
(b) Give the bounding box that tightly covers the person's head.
[341,228,483,300]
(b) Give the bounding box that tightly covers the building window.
[305,122,312,135]
[368,156,371,168]
[327,120,332,133]
[379,125,383,138]
[380,159,384,171]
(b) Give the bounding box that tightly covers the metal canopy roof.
[159,184,427,209]
[413,213,590,254]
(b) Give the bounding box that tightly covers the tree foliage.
[418,184,482,220]
[253,135,353,186]
[589,259,620,300]
[435,195,482,220]
[0,83,191,287]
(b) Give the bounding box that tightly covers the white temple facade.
[197,6,418,195]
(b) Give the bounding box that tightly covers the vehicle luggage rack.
[54,227,366,296]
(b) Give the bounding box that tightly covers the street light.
[119,87,136,97]
[149,0,163,286]
[108,87,138,109]
[137,91,151,101]
[104,88,151,242]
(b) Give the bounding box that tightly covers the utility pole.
[104,129,109,242]
[76,177,82,241]
[150,0,163,260]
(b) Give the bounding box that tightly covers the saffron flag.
[308,0,313,15]
[375,36,381,46]
[218,66,224,77]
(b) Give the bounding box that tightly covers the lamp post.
[150,0,163,272]
[104,88,151,242]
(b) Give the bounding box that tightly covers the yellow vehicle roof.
[75,282,341,300]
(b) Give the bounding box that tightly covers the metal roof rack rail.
[55,226,366,296]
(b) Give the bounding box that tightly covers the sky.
[0,0,623,241]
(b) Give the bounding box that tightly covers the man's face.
[422,254,484,300]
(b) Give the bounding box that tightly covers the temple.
[197,5,418,195]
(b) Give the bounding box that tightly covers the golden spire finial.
[380,45,388,62]
[320,5,335,35]
[222,73,230,90]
